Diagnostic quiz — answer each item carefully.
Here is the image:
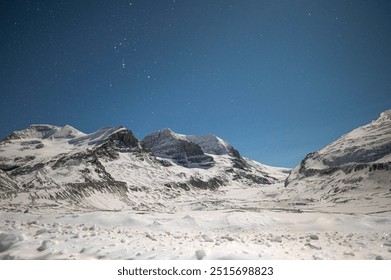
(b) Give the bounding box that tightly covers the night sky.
[1,0,391,167]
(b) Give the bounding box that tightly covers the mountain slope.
[284,110,391,212]
[0,125,288,211]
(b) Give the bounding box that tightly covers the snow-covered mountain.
[1,114,391,260]
[142,128,215,168]
[284,110,391,212]
[142,128,243,168]
[0,124,288,211]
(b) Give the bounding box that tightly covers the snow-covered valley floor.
[1,184,390,260]
[1,209,391,260]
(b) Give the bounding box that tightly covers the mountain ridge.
[0,124,288,211]
[1,109,390,213]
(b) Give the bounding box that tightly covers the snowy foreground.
[1,184,390,260]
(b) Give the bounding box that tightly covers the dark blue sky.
[1,0,391,167]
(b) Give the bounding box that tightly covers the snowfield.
[1,183,390,260]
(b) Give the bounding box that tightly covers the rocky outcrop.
[93,129,142,160]
[142,129,214,167]
[0,170,19,193]
[164,176,227,191]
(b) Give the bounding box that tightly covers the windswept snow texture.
[0,111,390,260]
[1,206,390,260]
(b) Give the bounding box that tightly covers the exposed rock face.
[109,129,139,149]
[142,128,214,168]
[0,170,19,193]
[93,128,141,160]
[165,177,227,191]
[284,110,391,210]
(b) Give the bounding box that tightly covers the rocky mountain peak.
[159,128,176,136]
[142,128,214,167]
